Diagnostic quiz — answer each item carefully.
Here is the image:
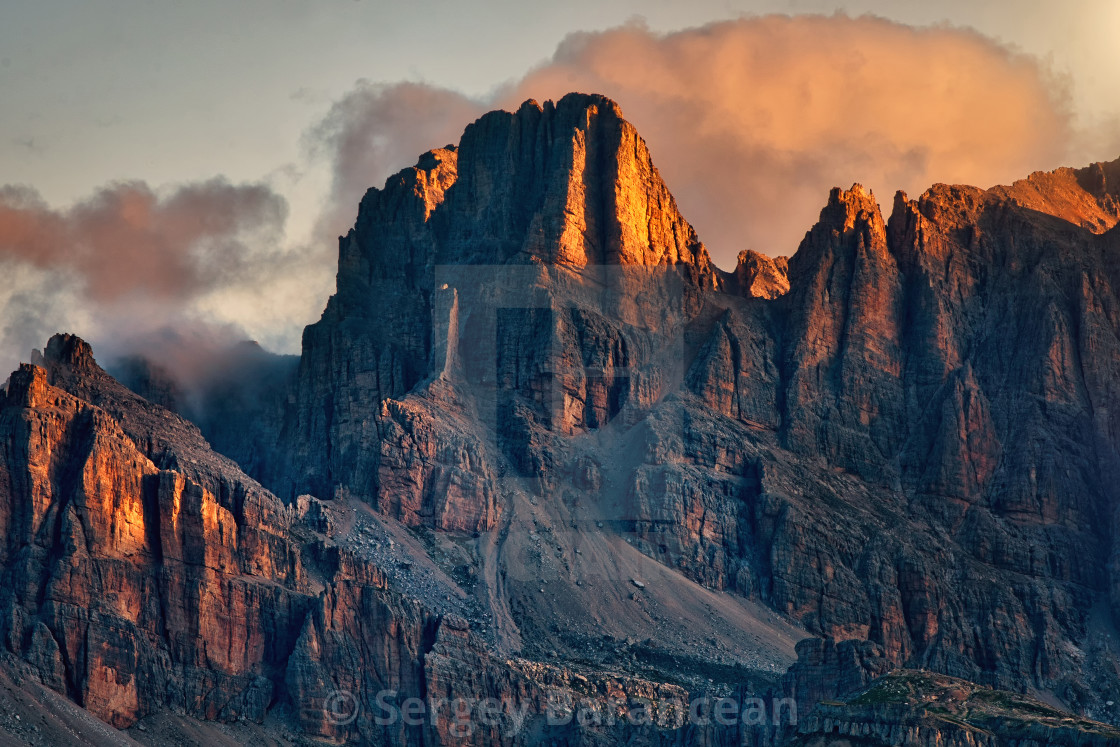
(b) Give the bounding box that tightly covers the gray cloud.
[308,80,483,237]
[0,261,83,381]
[0,177,312,379]
[0,178,287,301]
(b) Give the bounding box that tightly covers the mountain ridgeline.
[3,93,1120,745]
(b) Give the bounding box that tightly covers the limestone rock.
[8,93,1120,745]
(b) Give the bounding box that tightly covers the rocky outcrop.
[734,250,789,299]
[0,340,307,728]
[789,669,1120,746]
[990,158,1120,233]
[0,334,798,746]
[0,336,516,739]
[674,169,1120,711]
[779,184,905,481]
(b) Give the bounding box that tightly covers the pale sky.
[0,0,1117,369]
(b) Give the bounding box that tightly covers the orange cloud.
[312,17,1076,267]
[500,15,1073,264]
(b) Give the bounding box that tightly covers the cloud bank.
[0,179,286,301]
[309,81,482,238]
[509,16,1073,261]
[0,178,310,379]
[316,15,1075,266]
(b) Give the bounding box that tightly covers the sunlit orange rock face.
[4,94,1120,744]
[0,334,681,744]
[734,249,790,299]
[0,338,310,728]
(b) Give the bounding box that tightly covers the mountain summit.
[3,95,1120,745]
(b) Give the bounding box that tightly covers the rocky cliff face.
[687,172,1120,714]
[4,93,1120,745]
[0,336,506,741]
[733,250,789,299]
[0,333,802,745]
[0,336,309,728]
[267,94,718,528]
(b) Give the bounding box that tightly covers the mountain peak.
[42,332,98,372]
[506,92,626,121]
[990,156,1120,233]
[551,91,626,119]
[10,93,1120,744]
[456,92,712,272]
[339,92,716,309]
[826,184,883,224]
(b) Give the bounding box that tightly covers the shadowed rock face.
[4,335,731,745]
[698,175,1120,713]
[4,93,1120,745]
